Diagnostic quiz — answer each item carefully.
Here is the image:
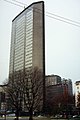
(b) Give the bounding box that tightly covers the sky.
[0,0,80,88]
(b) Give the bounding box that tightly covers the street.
[0,116,79,120]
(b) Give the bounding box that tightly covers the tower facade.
[9,1,45,111]
[9,1,45,75]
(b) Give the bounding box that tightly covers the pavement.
[0,117,29,120]
[0,116,79,120]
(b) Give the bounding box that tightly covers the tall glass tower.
[9,1,45,74]
[9,1,45,111]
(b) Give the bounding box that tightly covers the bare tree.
[22,67,43,120]
[4,71,23,120]
[46,93,74,116]
[4,67,44,120]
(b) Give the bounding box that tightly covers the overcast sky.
[0,0,80,86]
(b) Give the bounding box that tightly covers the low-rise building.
[46,83,69,101]
[46,75,61,86]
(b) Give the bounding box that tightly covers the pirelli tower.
[9,1,45,109]
[9,1,45,75]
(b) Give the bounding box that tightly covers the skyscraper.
[9,1,45,111]
[9,1,45,75]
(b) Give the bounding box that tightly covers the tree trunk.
[15,109,19,120]
[29,108,33,120]
[29,116,33,120]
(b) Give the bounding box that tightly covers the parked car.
[73,115,80,118]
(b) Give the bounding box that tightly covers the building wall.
[9,1,45,111]
[75,81,80,107]
[46,78,73,107]
[62,78,73,96]
[33,3,44,70]
[46,84,63,100]
[9,1,45,74]
[46,75,61,86]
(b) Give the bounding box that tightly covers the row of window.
[15,42,24,48]
[25,55,32,62]
[15,37,24,45]
[15,44,24,51]
[16,22,24,27]
[15,32,33,41]
[26,16,33,22]
[16,22,25,28]
[16,27,24,33]
[15,55,24,60]
[25,60,32,66]
[26,18,33,24]
[16,23,24,29]
[15,56,24,63]
[14,60,24,65]
[25,56,32,62]
[26,12,33,18]
[26,24,33,30]
[26,38,32,44]
[15,38,24,43]
[17,17,25,23]
[15,50,24,56]
[26,9,33,14]
[15,46,24,52]
[15,53,24,60]
[16,17,25,25]
[16,28,24,34]
[26,28,33,34]
[26,44,32,49]
[14,62,24,67]
[26,49,32,55]
[14,66,24,71]
[25,63,32,68]
[11,45,32,59]
[26,22,33,27]
[15,30,33,41]
[26,34,33,39]
[15,42,32,52]
[26,43,32,48]
[26,35,33,40]
[25,52,32,58]
[16,30,24,36]
[26,28,33,33]
[26,32,33,36]
[26,41,32,47]
[25,53,32,58]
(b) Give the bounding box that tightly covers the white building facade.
[75,81,80,107]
